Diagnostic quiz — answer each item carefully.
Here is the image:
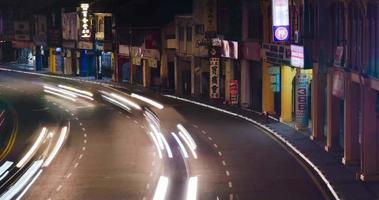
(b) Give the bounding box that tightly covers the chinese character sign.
[295,74,309,129]
[80,3,90,39]
[209,57,220,99]
[272,0,290,42]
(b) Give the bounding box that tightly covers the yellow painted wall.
[262,62,275,113]
[281,66,297,122]
[49,48,56,73]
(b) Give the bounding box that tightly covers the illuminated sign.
[290,45,304,68]
[272,0,290,42]
[295,74,309,129]
[221,40,238,59]
[80,3,90,38]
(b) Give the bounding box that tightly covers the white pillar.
[191,56,195,95]
[174,56,179,94]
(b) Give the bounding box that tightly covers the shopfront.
[12,41,34,69]
[94,41,114,79]
[78,41,95,77]
[262,43,313,130]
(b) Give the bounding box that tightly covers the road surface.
[0,70,327,200]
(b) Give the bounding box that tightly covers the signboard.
[332,70,345,99]
[269,66,281,92]
[221,40,238,59]
[230,80,239,105]
[62,13,78,41]
[261,43,290,66]
[295,74,309,129]
[272,0,290,42]
[291,45,304,68]
[80,3,91,39]
[14,21,30,41]
[210,57,220,99]
[78,41,93,50]
[334,46,344,67]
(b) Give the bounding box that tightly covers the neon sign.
[80,3,90,38]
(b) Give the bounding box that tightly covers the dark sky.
[0,0,192,26]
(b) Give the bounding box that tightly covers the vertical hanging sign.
[272,0,290,42]
[295,73,309,129]
[80,3,90,39]
[209,57,220,99]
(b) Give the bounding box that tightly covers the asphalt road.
[0,71,327,200]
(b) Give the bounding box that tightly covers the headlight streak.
[153,176,169,200]
[0,160,44,200]
[15,169,43,200]
[171,132,189,159]
[58,85,93,97]
[110,93,141,110]
[177,124,197,150]
[186,176,198,200]
[44,89,77,102]
[144,110,160,130]
[149,125,164,150]
[0,161,13,180]
[159,133,173,158]
[43,86,77,98]
[43,126,68,167]
[57,85,94,101]
[16,128,48,168]
[0,171,9,182]
[178,132,197,159]
[131,93,164,110]
[101,95,131,111]
[148,132,163,159]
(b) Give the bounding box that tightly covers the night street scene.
[0,0,379,200]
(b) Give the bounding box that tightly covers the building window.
[348,3,364,71]
[195,24,204,35]
[187,27,192,41]
[179,26,184,41]
[368,3,379,78]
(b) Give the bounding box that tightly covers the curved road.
[0,71,327,200]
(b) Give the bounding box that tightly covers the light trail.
[43,126,68,167]
[186,176,198,200]
[16,128,48,168]
[171,132,189,158]
[177,124,197,150]
[153,176,169,200]
[110,93,141,110]
[178,132,198,159]
[131,93,164,110]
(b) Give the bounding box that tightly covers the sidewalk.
[1,64,379,200]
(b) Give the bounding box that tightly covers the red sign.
[230,80,239,105]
